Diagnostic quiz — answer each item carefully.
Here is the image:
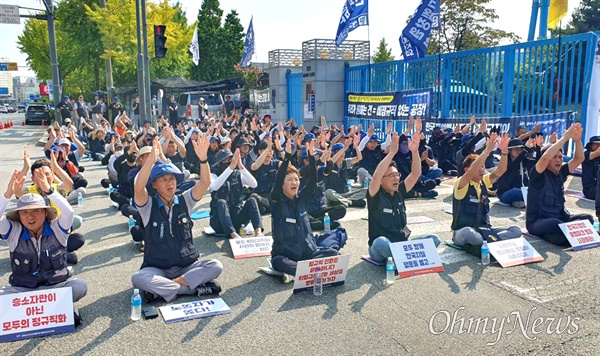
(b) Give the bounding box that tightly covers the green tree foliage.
[18,19,54,82]
[427,0,520,54]
[372,38,395,63]
[563,0,600,34]
[193,0,245,82]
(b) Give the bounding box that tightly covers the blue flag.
[241,18,255,67]
[335,0,369,47]
[399,0,440,61]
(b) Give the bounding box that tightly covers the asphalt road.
[1,115,599,355]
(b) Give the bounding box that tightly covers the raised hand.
[479,119,487,134]
[415,118,422,133]
[485,132,498,153]
[549,132,557,144]
[148,138,160,165]
[5,170,25,199]
[230,149,241,169]
[389,132,399,155]
[23,150,31,172]
[387,122,393,135]
[307,139,316,156]
[285,139,292,155]
[367,123,375,137]
[571,123,583,141]
[192,132,209,161]
[408,131,421,153]
[34,168,51,194]
[499,133,509,153]
[535,134,544,147]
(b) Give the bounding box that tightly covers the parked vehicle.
[6,105,17,113]
[0,106,8,114]
[17,105,26,113]
[25,103,51,125]
[177,91,224,119]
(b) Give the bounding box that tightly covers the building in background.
[12,76,40,103]
[0,57,13,97]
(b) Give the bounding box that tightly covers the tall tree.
[194,0,223,81]
[193,1,245,82]
[372,38,394,63]
[563,0,600,34]
[427,0,519,54]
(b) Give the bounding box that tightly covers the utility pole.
[42,0,61,123]
[140,0,153,129]
[135,0,147,125]
[100,0,115,124]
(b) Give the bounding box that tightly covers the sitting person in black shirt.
[526,123,593,245]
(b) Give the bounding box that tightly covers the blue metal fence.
[345,32,598,140]
[286,71,303,125]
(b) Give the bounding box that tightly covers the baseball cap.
[331,143,345,153]
[149,164,184,184]
[58,138,71,146]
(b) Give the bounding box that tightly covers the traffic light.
[154,25,167,58]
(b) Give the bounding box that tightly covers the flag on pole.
[240,18,255,68]
[548,0,568,30]
[189,27,199,65]
[335,0,369,47]
[399,0,440,62]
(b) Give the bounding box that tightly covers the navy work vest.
[451,181,491,231]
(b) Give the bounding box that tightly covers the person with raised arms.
[451,133,522,255]
[367,121,441,264]
[131,137,223,303]
[526,123,593,245]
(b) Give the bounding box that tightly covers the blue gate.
[287,70,303,125]
[345,32,599,150]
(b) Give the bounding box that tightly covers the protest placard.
[0,287,74,343]
[559,220,600,251]
[390,238,444,278]
[292,254,351,294]
[229,235,273,259]
[488,237,544,267]
[159,298,232,324]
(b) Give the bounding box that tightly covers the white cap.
[134,288,139,294]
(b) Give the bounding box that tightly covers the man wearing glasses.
[526,123,593,245]
[366,125,441,264]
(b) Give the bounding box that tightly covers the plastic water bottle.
[239,224,246,236]
[77,193,83,208]
[346,181,352,191]
[313,267,323,296]
[128,215,136,232]
[130,289,142,321]
[363,178,370,188]
[593,217,599,231]
[386,257,395,284]
[323,213,331,232]
[481,241,490,265]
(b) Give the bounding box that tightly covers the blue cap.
[304,133,316,141]
[460,133,474,147]
[284,126,291,131]
[400,135,411,143]
[301,146,308,159]
[149,164,184,184]
[443,127,453,134]
[113,96,119,101]
[331,143,344,153]
[62,96,69,100]
[44,145,63,159]
[143,119,150,125]
[209,136,220,143]
[369,134,378,141]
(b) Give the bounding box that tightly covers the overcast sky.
[0,0,582,80]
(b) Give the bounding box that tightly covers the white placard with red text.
[292,254,351,294]
[0,287,74,343]
[488,237,544,267]
[228,235,273,259]
[390,238,444,278]
[559,220,600,251]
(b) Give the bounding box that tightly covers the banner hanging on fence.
[585,37,600,145]
[399,0,440,61]
[346,88,433,121]
[335,0,369,46]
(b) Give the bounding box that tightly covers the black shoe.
[196,281,222,296]
[435,178,442,186]
[141,289,159,304]
[422,180,435,191]
[78,166,85,173]
[100,178,111,189]
[67,252,78,265]
[350,199,366,208]
[421,190,438,199]
[446,170,458,176]
[331,221,341,229]
[73,307,82,326]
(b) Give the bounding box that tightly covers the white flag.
[189,27,199,65]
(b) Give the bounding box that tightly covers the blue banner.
[399,0,440,61]
[240,18,255,68]
[335,0,369,47]
[345,89,433,121]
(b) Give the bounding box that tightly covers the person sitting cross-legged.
[367,124,441,264]
[131,137,223,303]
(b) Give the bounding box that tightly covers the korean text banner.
[345,89,433,121]
[399,0,440,61]
[335,0,369,46]
[240,18,255,68]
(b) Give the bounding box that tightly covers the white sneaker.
[282,273,294,284]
